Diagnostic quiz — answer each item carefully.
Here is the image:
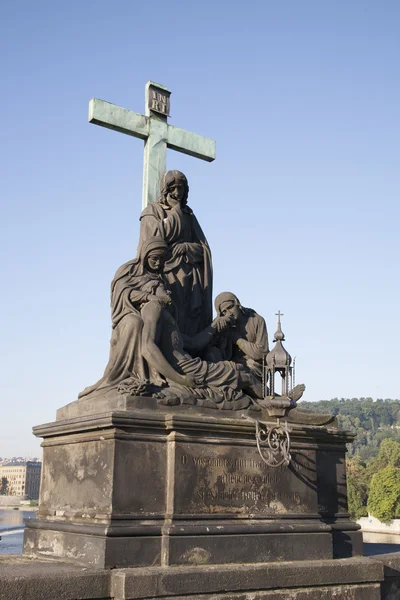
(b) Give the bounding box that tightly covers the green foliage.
[302,398,400,522]
[347,476,368,519]
[346,457,368,519]
[301,397,400,459]
[0,476,8,495]
[367,466,400,522]
[377,438,400,467]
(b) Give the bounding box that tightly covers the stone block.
[111,558,383,599]
[24,407,362,569]
[0,556,110,600]
[0,555,385,600]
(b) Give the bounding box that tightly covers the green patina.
[89,81,216,210]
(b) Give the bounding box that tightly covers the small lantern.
[250,311,306,468]
[265,311,293,398]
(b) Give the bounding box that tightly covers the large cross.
[88,81,216,209]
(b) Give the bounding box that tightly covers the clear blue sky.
[1,1,400,456]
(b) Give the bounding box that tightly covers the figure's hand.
[181,374,204,388]
[212,316,233,333]
[155,286,172,305]
[171,243,187,258]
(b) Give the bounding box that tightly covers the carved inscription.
[148,86,170,116]
[174,445,317,516]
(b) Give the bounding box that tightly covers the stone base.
[24,519,339,569]
[0,555,385,600]
[24,405,362,569]
[111,559,383,599]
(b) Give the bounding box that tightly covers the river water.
[1,508,400,556]
[0,508,37,554]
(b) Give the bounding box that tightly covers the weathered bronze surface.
[138,170,213,337]
[88,82,215,209]
[76,170,312,417]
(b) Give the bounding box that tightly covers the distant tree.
[346,457,368,519]
[377,438,400,468]
[0,476,8,495]
[358,444,379,464]
[300,399,400,520]
[301,398,400,459]
[367,466,400,523]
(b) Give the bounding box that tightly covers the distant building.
[0,461,41,500]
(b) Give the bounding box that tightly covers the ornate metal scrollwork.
[254,420,291,468]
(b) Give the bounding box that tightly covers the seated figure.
[79,237,171,398]
[78,237,259,410]
[210,292,269,382]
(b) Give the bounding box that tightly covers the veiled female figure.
[78,238,169,398]
[138,170,213,337]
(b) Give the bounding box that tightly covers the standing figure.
[138,170,212,337]
[212,292,269,381]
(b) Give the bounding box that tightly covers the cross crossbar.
[89,99,149,140]
[88,83,216,209]
[167,124,215,162]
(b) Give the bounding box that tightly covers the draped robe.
[78,261,166,398]
[213,309,269,381]
[138,202,213,337]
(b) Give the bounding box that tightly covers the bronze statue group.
[80,171,269,410]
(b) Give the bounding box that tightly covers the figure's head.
[159,170,189,207]
[140,237,168,273]
[146,248,167,273]
[214,292,243,323]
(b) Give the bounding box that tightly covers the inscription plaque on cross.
[88,81,216,209]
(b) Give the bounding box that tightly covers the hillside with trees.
[301,398,400,461]
[301,398,400,521]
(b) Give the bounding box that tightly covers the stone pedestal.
[0,555,387,600]
[24,398,362,569]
